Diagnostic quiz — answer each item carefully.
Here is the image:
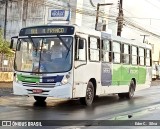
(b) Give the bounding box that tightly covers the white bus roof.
[101,31,152,49]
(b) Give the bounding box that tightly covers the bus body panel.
[73,62,101,98]
[13,71,73,99]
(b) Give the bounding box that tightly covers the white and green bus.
[10,24,152,106]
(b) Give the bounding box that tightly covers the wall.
[0,0,46,40]
[0,0,113,40]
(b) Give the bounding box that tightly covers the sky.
[122,0,160,42]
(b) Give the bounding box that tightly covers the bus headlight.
[61,78,68,85]
[61,74,70,85]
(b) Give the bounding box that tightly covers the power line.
[144,0,160,11]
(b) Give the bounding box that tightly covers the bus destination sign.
[19,26,74,36]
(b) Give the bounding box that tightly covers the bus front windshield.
[14,36,73,73]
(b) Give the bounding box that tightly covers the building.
[1,0,159,66]
[0,0,114,40]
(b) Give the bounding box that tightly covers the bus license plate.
[32,89,42,94]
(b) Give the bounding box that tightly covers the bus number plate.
[32,89,42,94]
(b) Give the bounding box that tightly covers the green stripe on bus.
[17,74,40,83]
[112,64,146,85]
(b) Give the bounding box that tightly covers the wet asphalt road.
[1,84,160,129]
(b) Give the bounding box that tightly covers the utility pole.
[22,0,28,27]
[4,0,8,40]
[140,34,149,43]
[117,0,123,36]
[95,3,113,31]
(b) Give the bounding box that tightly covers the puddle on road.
[0,96,69,108]
[107,104,160,120]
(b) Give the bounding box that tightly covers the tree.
[0,29,13,57]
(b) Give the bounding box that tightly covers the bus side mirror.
[79,39,84,49]
[10,39,14,49]
[10,36,18,50]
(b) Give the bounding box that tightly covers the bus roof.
[75,25,101,37]
[101,31,152,49]
[19,24,152,49]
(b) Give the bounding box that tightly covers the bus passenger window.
[146,49,151,66]
[102,39,111,62]
[122,44,130,64]
[139,47,145,66]
[89,37,100,61]
[112,42,120,63]
[131,46,138,65]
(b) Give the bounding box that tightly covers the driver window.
[75,38,86,61]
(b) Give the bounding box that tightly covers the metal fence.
[0,54,14,72]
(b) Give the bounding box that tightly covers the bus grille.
[22,82,56,88]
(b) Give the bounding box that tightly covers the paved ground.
[151,80,160,86]
[0,80,160,96]
[0,82,13,96]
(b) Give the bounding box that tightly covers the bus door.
[121,43,132,85]
[138,47,146,84]
[112,41,121,85]
[101,39,112,86]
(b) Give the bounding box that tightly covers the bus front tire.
[79,82,94,106]
[34,96,47,102]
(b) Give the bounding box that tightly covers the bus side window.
[102,39,111,62]
[112,41,121,63]
[75,37,86,61]
[122,43,130,64]
[146,49,151,66]
[89,36,100,61]
[139,47,145,66]
[131,46,138,65]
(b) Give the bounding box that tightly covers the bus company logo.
[47,79,54,82]
[129,69,138,74]
[103,68,111,73]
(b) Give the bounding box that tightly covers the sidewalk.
[0,82,12,88]
[0,82,13,96]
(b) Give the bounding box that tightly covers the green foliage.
[0,29,14,57]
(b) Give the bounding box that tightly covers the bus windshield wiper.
[28,36,36,48]
[57,35,69,51]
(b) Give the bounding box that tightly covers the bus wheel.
[126,80,135,99]
[118,93,125,99]
[80,82,94,106]
[34,96,47,102]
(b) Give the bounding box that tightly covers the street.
[1,82,160,129]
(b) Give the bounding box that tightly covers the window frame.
[146,48,152,67]
[88,35,100,62]
[75,36,87,62]
[101,39,112,63]
[131,45,138,65]
[139,47,145,66]
[112,41,121,64]
[121,43,130,64]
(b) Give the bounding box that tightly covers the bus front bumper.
[13,82,72,99]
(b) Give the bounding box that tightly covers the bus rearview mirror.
[79,39,84,49]
[10,36,18,49]
[10,39,14,49]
